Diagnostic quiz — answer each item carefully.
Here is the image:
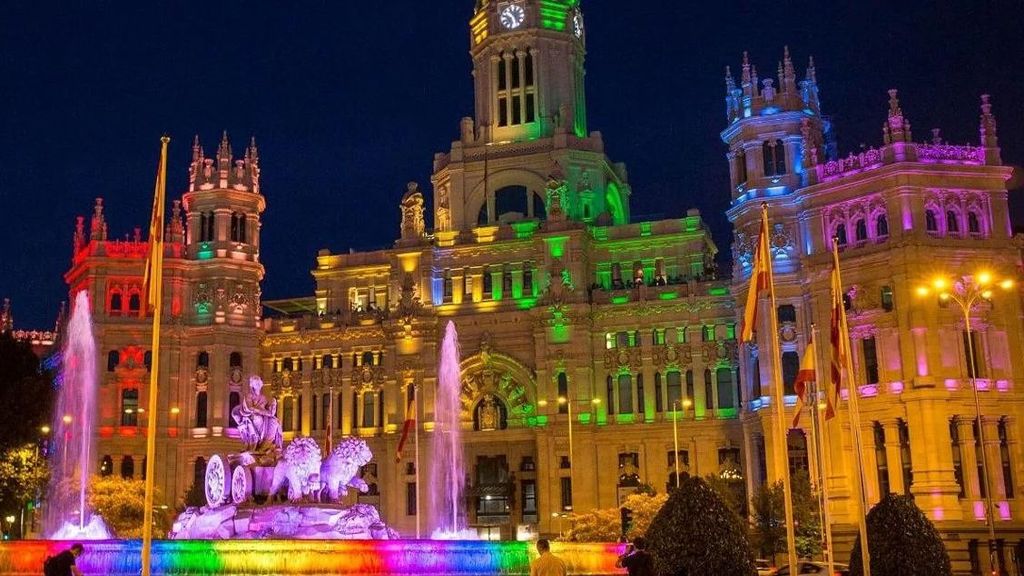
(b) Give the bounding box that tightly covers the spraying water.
[430,321,474,539]
[45,290,110,539]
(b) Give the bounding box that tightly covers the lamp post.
[671,398,693,488]
[539,393,601,513]
[918,271,1015,575]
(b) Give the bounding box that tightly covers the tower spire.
[979,94,1001,164]
[883,89,911,144]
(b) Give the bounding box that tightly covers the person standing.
[43,543,84,576]
[530,539,567,576]
[616,537,654,576]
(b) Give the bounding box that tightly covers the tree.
[0,333,54,452]
[621,491,668,540]
[849,494,952,576]
[182,481,205,509]
[749,470,821,562]
[646,476,757,576]
[88,476,170,538]
[562,507,621,542]
[0,444,49,537]
[704,470,747,519]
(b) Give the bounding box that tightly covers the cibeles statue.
[231,376,284,467]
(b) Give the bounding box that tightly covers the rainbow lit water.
[432,320,468,538]
[44,291,110,539]
[0,539,625,575]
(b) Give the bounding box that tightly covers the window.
[442,271,453,303]
[999,419,1014,499]
[703,368,714,410]
[963,330,984,378]
[228,392,240,428]
[946,210,960,234]
[636,374,645,415]
[197,351,210,369]
[777,304,797,323]
[121,456,135,479]
[560,477,573,511]
[716,368,735,409]
[835,224,848,247]
[874,422,890,497]
[322,393,331,433]
[128,293,141,313]
[483,267,493,296]
[195,391,208,428]
[925,209,938,232]
[876,214,889,238]
[968,212,981,235]
[898,419,913,495]
[855,219,868,242]
[787,430,809,475]
[110,292,123,314]
[951,419,965,498]
[605,375,615,414]
[685,370,695,409]
[863,337,880,384]
[230,213,247,243]
[230,352,242,368]
[781,351,799,395]
[736,150,748,185]
[406,482,417,516]
[362,392,376,428]
[751,357,762,398]
[523,267,533,294]
[616,331,630,348]
[522,480,537,519]
[282,397,294,432]
[762,139,787,177]
[702,325,715,342]
[107,350,119,372]
[617,374,633,414]
[974,419,987,499]
[121,389,138,426]
[654,372,663,413]
[557,373,569,414]
[100,455,113,477]
[881,286,894,312]
[666,372,682,408]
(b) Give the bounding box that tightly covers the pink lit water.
[430,321,470,539]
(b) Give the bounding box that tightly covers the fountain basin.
[0,539,624,575]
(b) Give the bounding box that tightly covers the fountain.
[44,290,111,540]
[431,320,475,539]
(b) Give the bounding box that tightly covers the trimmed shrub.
[849,494,952,576]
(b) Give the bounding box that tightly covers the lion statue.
[268,437,323,502]
[320,437,373,502]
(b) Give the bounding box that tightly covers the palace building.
[64,1,1024,572]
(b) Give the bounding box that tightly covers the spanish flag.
[141,136,169,317]
[395,390,416,463]
[826,249,847,421]
[791,335,817,428]
[741,210,771,342]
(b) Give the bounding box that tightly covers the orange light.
[682,398,693,409]
[977,271,992,285]
[40,425,51,435]
[916,286,930,297]
[932,277,948,290]
[170,406,181,415]
[982,290,993,300]
[537,399,549,407]
[62,415,72,424]
[557,396,568,405]
[1000,279,1014,290]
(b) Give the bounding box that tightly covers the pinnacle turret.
[188,132,261,193]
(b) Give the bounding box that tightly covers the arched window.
[107,350,120,372]
[229,352,242,368]
[781,352,800,395]
[946,210,960,234]
[473,396,509,431]
[361,351,375,366]
[478,186,546,225]
[685,370,695,407]
[835,224,848,247]
[283,357,294,372]
[703,369,715,410]
[121,389,139,426]
[109,292,123,314]
[282,397,295,432]
[876,214,889,238]
[100,455,113,477]
[322,354,335,369]
[362,392,376,428]
[716,368,735,409]
[128,293,141,313]
[925,209,938,232]
[144,351,152,372]
[195,391,208,428]
[556,373,569,414]
[483,267,493,296]
[228,391,240,428]
[666,371,682,408]
[617,374,633,414]
[121,455,135,479]
[855,219,868,242]
[968,212,981,235]
[230,213,247,243]
[197,351,210,369]
[654,372,663,413]
[762,139,787,177]
[200,212,215,242]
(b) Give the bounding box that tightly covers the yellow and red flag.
[791,334,817,428]
[741,210,772,342]
[826,253,847,421]
[141,136,169,316]
[395,390,417,463]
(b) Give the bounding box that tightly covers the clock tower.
[431,1,630,235]
[469,0,587,143]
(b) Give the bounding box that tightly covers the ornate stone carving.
[400,182,426,240]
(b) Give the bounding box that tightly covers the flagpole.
[414,383,421,539]
[810,325,836,576]
[761,203,799,574]
[141,136,169,576]
[831,239,871,576]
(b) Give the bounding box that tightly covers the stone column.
[982,416,1007,500]
[957,418,982,499]
[859,421,881,505]
[903,395,964,520]
[882,419,906,496]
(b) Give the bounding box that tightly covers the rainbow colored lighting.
[0,539,624,576]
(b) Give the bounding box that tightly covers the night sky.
[2,1,1022,328]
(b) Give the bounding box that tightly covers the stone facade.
[64,1,1024,573]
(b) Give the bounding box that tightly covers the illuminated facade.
[726,50,1024,570]
[64,1,1024,570]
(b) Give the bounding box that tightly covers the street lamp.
[538,394,601,512]
[918,271,1015,575]
[671,398,693,488]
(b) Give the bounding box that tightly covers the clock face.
[500,4,526,29]
[573,12,583,38]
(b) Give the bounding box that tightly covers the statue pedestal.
[170,503,397,540]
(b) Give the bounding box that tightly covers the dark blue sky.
[2,1,1022,328]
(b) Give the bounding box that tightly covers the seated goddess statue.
[231,376,284,466]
